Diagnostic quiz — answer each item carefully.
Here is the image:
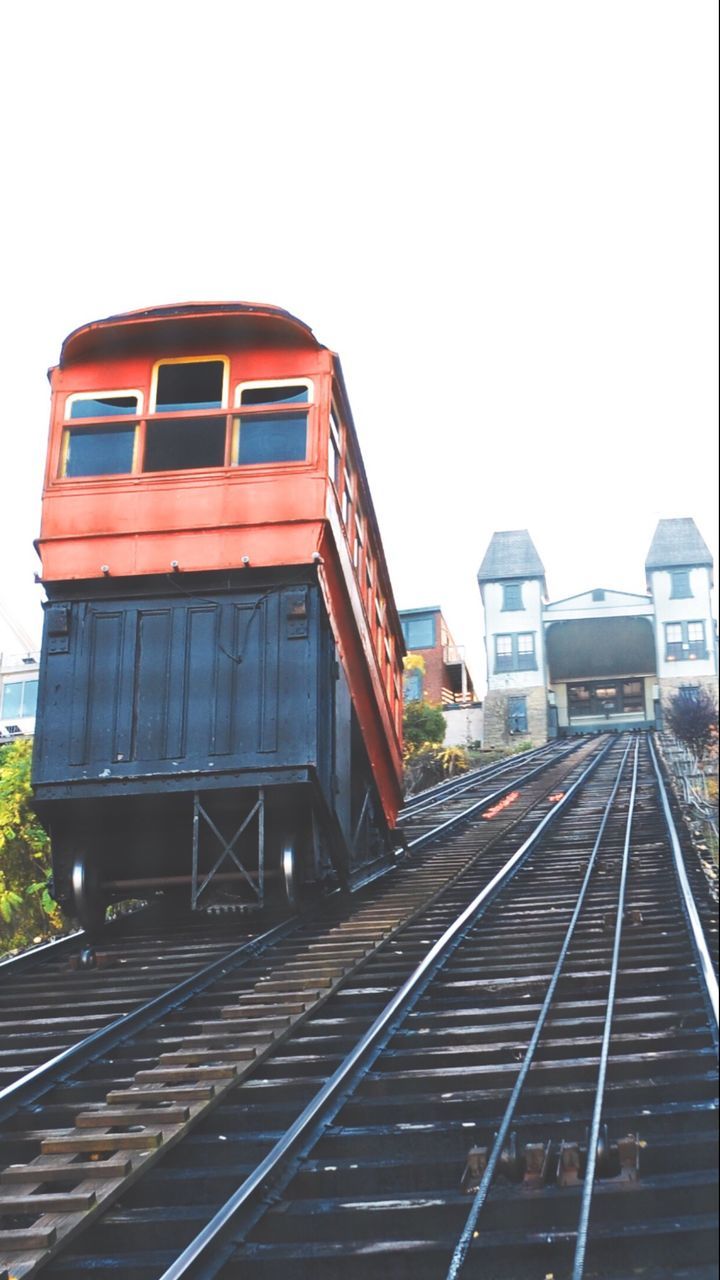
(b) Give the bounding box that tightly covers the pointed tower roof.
[645,518,713,572]
[478,530,546,585]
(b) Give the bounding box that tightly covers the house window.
[678,684,701,704]
[495,634,513,672]
[592,588,605,602]
[1,678,38,719]
[517,632,536,670]
[568,679,646,717]
[687,621,707,658]
[401,614,436,649]
[502,582,523,611]
[404,669,423,702]
[495,632,537,673]
[508,696,528,733]
[153,359,227,412]
[665,620,707,661]
[670,569,692,599]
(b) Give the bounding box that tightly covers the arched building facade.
[479,518,717,746]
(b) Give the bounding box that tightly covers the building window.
[687,621,707,659]
[670,569,692,599]
[404,669,423,702]
[1,678,38,719]
[495,632,537,673]
[517,632,536,670]
[678,684,701,704]
[502,582,523,611]
[568,680,646,718]
[401,614,436,649]
[508,696,528,733]
[665,620,707,661]
[495,634,513,672]
[592,588,605,602]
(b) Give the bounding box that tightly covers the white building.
[0,607,40,743]
[479,518,718,747]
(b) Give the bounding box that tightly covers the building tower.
[478,530,548,746]
[646,517,718,710]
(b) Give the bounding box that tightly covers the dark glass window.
[508,696,528,733]
[240,384,309,406]
[494,632,536,673]
[65,426,135,476]
[401,615,436,649]
[403,669,423,703]
[664,620,707,661]
[687,621,707,658]
[69,395,138,419]
[622,679,645,713]
[517,633,536,669]
[569,679,646,717]
[328,408,342,488]
[670,570,692,599]
[495,634,513,671]
[236,413,307,465]
[502,582,523,611]
[144,417,226,472]
[155,361,225,412]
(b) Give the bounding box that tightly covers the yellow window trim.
[150,355,230,412]
[234,377,314,407]
[64,389,144,419]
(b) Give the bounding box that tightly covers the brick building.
[399,606,476,706]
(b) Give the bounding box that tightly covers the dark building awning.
[546,617,657,681]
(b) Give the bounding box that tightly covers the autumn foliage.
[0,738,63,955]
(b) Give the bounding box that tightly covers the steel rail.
[571,736,640,1279]
[400,740,559,817]
[157,735,616,1280]
[0,913,302,1124]
[0,928,83,975]
[407,736,593,852]
[0,738,601,1126]
[445,736,633,1279]
[647,733,719,1032]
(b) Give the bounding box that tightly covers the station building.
[479,518,718,747]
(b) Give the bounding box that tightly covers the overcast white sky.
[1,1,717,688]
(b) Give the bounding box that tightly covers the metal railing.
[658,732,718,850]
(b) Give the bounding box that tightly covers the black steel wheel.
[71,853,107,935]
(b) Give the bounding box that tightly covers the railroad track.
[0,737,583,1106]
[0,733,716,1278]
